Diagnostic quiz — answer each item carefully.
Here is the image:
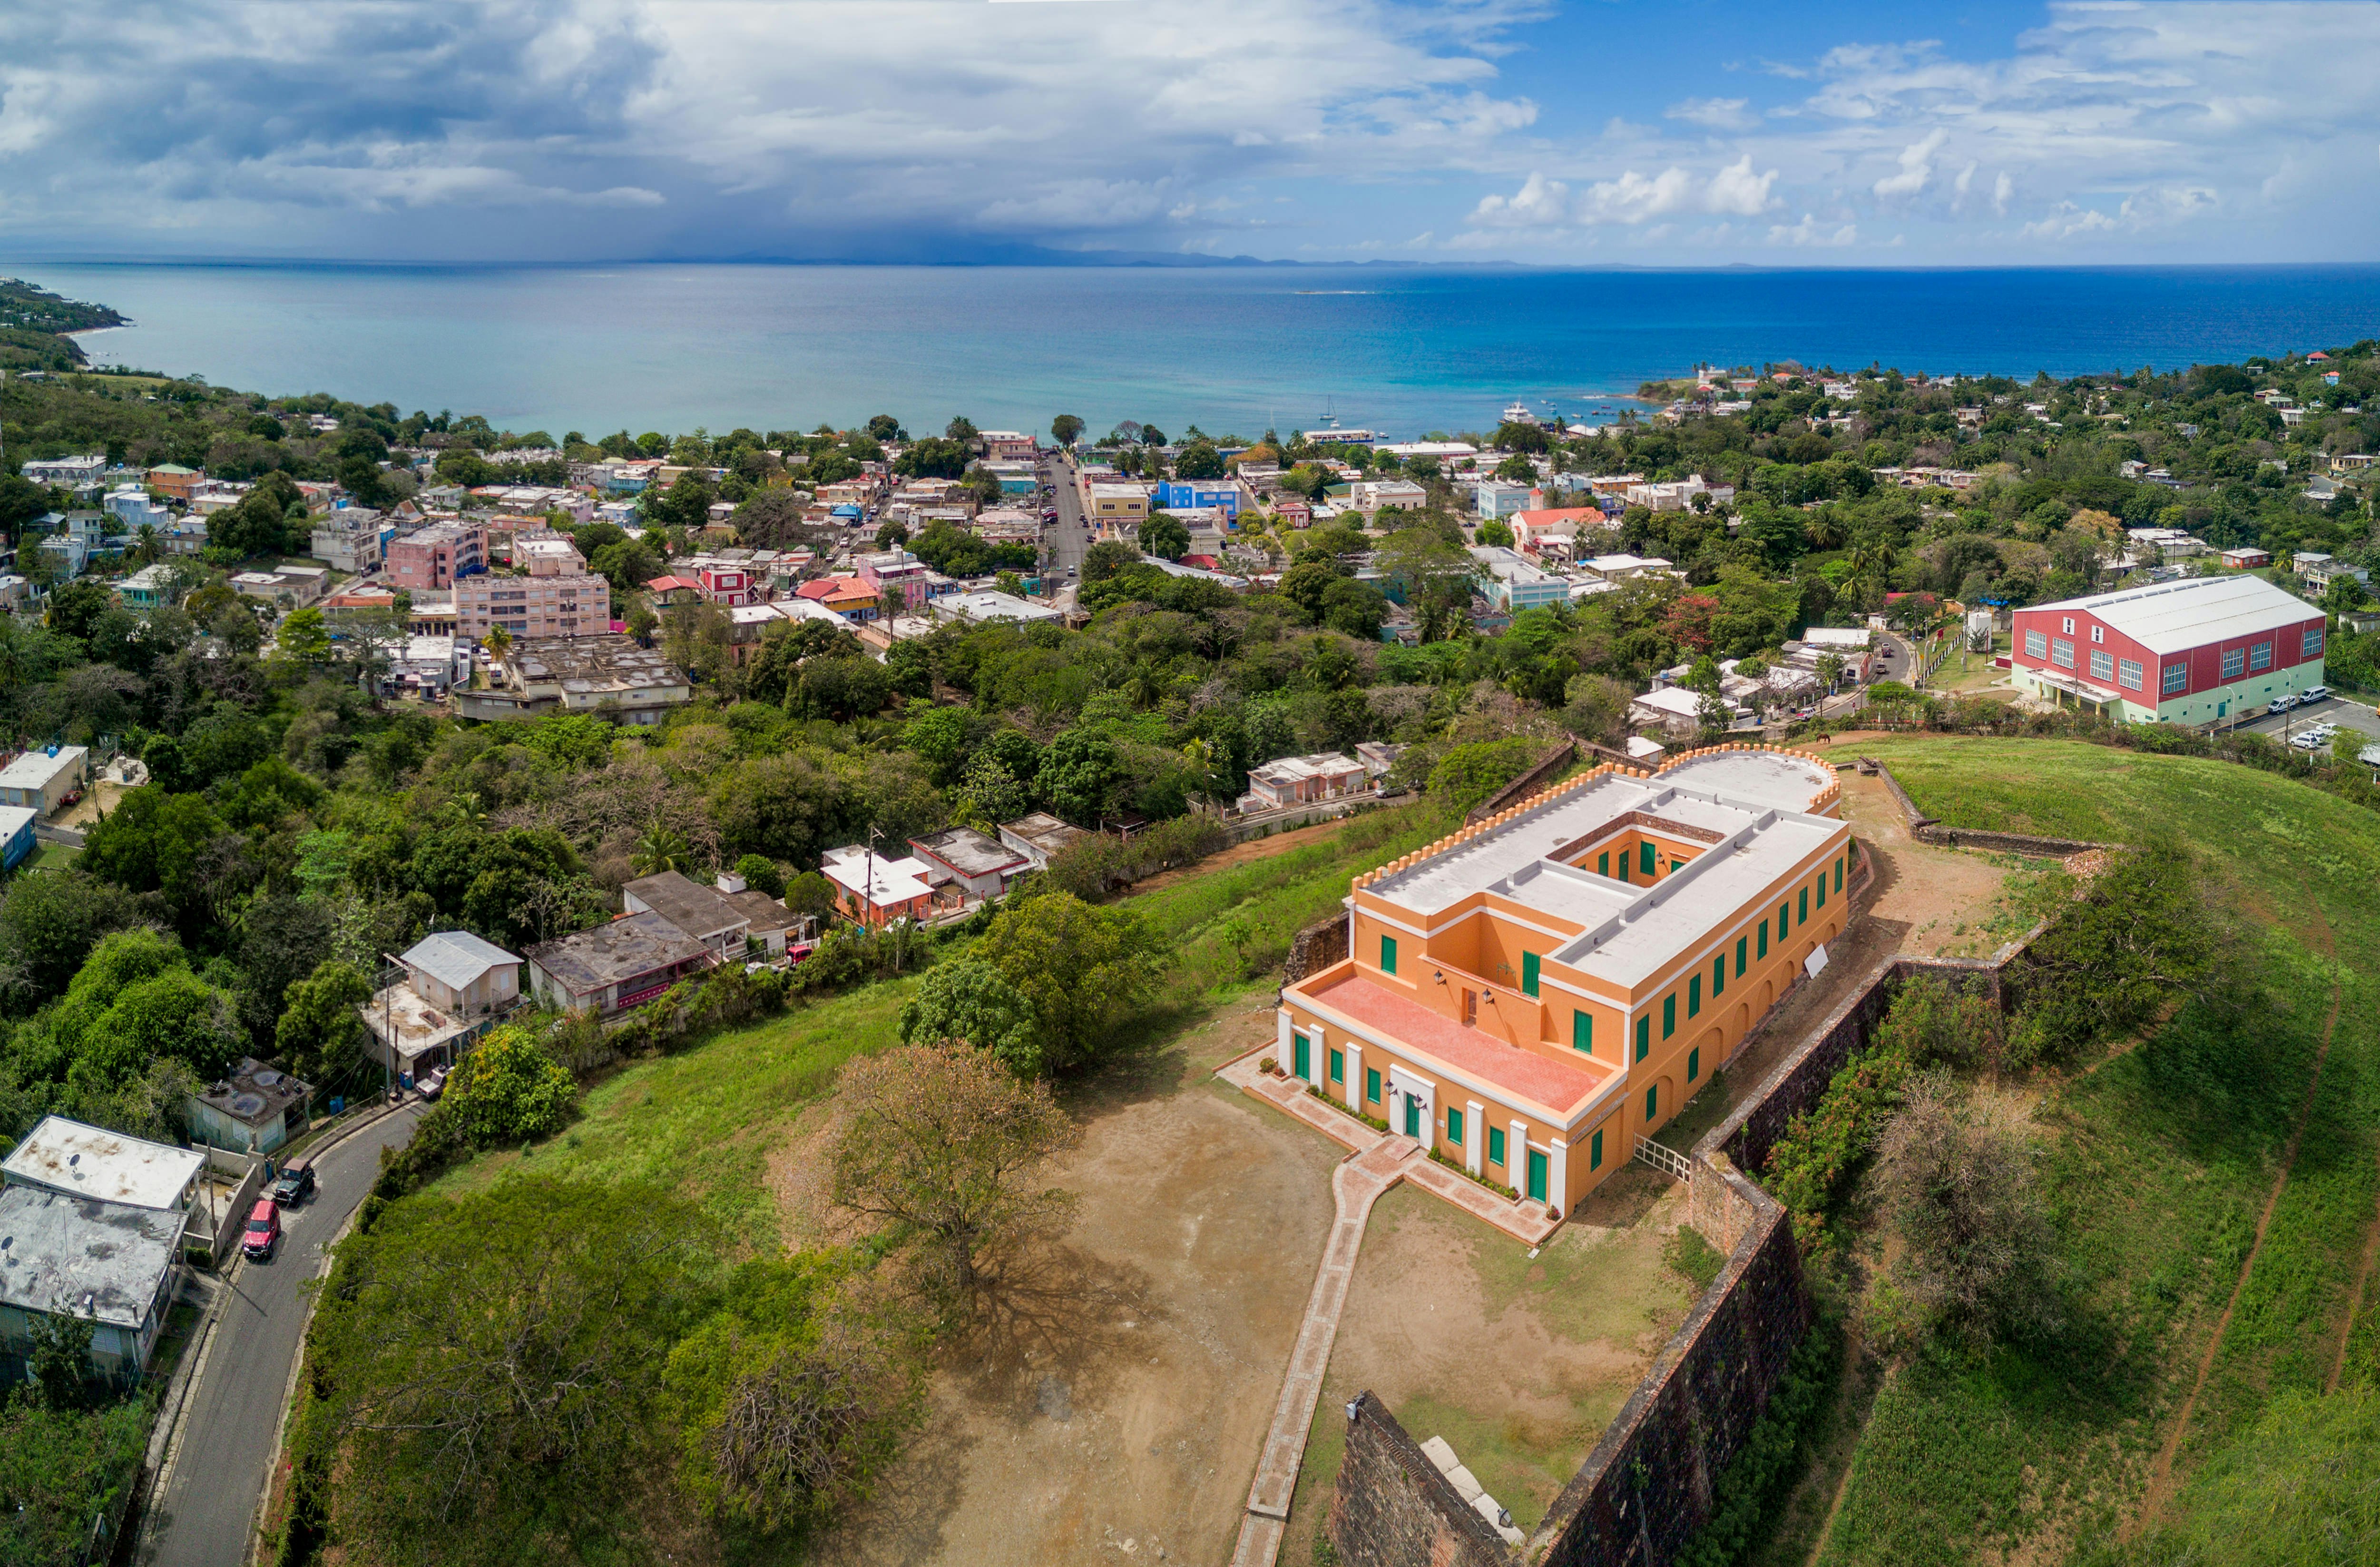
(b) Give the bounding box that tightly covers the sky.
[2,0,2377,267]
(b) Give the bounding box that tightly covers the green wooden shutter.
[1835,857,1843,893]
[1636,1016,1650,1062]
[1598,851,1609,877]
[1447,1106,1463,1149]
[1365,1067,1380,1104]
[1590,1128,1603,1170]
[1758,919,1768,958]
[1380,935,1397,975]
[1736,935,1747,976]
[1640,841,1655,877]
[1713,955,1724,997]
[1688,1046,1700,1081]
[1688,975,1700,1017]
[1489,1126,1505,1166]
[1645,1083,1658,1121]
[1522,952,1540,997]
[1329,1048,1344,1084]
[1663,994,1676,1038]
[1799,887,1808,924]
[1572,1011,1592,1053]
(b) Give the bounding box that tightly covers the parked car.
[271,1163,315,1206]
[2304,685,2331,703]
[2270,693,2296,712]
[242,1198,282,1261]
[417,1062,449,1100]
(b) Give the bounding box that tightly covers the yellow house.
[1277,749,1848,1218]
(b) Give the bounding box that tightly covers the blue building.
[0,807,37,871]
[1156,480,1242,520]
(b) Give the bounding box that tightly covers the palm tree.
[631,825,689,878]
[484,624,512,656]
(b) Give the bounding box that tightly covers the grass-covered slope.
[1782,736,2380,1567]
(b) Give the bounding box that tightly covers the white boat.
[1501,402,1537,425]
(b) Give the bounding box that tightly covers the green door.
[1403,1094,1420,1139]
[1293,1031,1310,1081]
[1526,1149,1548,1202]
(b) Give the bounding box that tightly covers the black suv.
[271,1163,316,1206]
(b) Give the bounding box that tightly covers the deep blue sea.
[10,261,2378,442]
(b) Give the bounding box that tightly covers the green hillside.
[1775,736,2380,1567]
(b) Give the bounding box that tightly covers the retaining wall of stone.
[1327,1391,1515,1567]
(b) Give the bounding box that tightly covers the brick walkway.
[1218,1049,1564,1567]
[1230,1134,1414,1567]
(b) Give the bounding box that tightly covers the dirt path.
[2331,1191,2380,1394]
[2129,924,2345,1540]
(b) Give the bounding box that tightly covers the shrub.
[444,1025,576,1145]
[1759,1035,1912,1255]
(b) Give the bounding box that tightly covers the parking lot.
[2231,693,2380,750]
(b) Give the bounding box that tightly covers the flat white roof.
[0,747,87,789]
[2029,572,2318,654]
[1364,770,1843,989]
[820,847,934,904]
[2,1115,205,1211]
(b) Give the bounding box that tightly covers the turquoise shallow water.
[10,261,2378,440]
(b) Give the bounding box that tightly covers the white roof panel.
[2033,573,2318,654]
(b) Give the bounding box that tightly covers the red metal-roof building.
[2009,574,2324,727]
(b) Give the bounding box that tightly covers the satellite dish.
[252,1070,281,1088]
[229,1093,268,1119]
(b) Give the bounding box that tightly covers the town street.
[140,1103,424,1567]
[1043,449,1092,585]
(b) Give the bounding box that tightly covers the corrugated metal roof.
[402,930,520,993]
[2035,574,2318,654]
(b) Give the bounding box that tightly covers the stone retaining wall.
[1328,1391,1514,1567]
[1470,739,1581,822]
[1864,756,2113,858]
[1280,912,1352,991]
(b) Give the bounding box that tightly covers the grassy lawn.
[1792,736,2380,1567]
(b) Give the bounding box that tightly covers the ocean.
[10,261,2379,442]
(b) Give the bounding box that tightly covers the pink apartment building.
[387,522,488,591]
[453,570,611,640]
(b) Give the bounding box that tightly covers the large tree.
[972,892,1163,1073]
[830,1043,1074,1294]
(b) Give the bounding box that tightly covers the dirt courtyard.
[813,995,1340,1567]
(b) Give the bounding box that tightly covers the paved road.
[1042,450,1091,584]
[141,1103,424,1567]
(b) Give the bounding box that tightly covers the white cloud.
[1468,155,1777,230]
[1993,171,2013,216]
[2021,202,2117,240]
[1872,128,1947,198]
[1705,154,1780,215]
[1768,212,1858,247]
[1666,96,1758,131]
